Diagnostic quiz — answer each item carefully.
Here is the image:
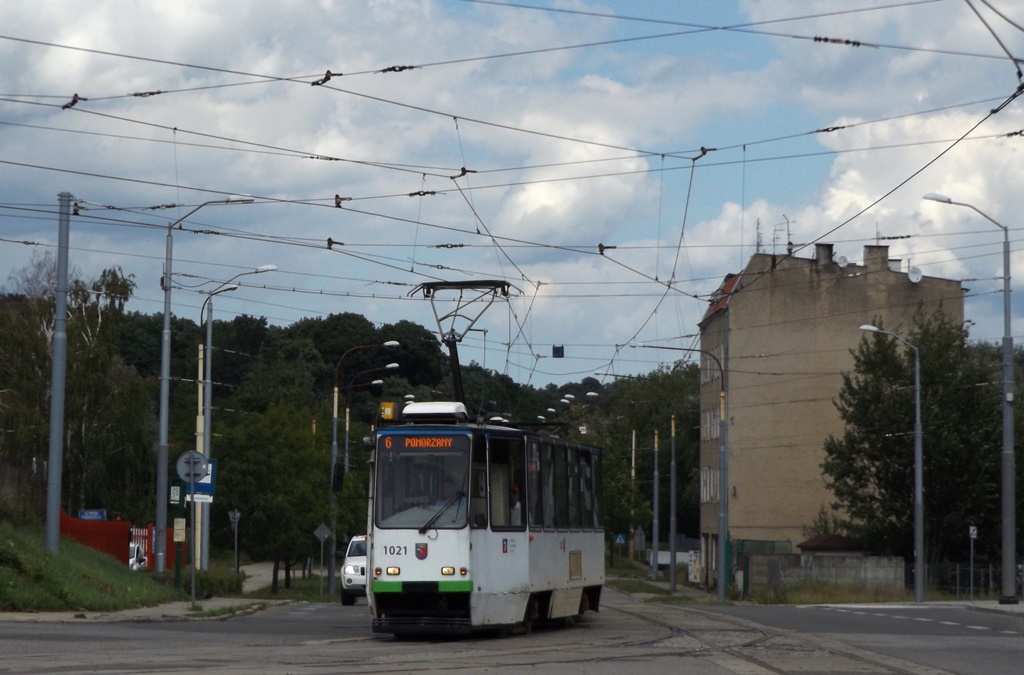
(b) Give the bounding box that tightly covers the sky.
[2,0,1024,390]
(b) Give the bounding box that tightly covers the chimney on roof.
[863,245,890,271]
[815,243,834,265]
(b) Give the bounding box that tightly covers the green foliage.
[0,253,152,523]
[1,250,703,571]
[604,578,672,595]
[822,311,1003,562]
[244,574,339,602]
[802,504,845,539]
[587,365,701,543]
[215,402,329,575]
[179,568,245,598]
[0,521,181,611]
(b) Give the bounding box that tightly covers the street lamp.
[328,340,399,594]
[861,324,924,604]
[198,264,276,570]
[344,363,399,476]
[155,196,253,573]
[630,344,727,599]
[923,192,1017,605]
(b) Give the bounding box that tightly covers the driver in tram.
[436,476,462,506]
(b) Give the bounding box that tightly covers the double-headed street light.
[861,324,924,604]
[155,197,253,573]
[923,192,1016,605]
[198,264,276,570]
[344,363,398,471]
[328,341,399,594]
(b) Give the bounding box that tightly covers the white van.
[341,535,366,606]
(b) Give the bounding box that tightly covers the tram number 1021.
[382,545,408,555]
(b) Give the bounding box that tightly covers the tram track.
[602,601,956,675]
[303,598,957,673]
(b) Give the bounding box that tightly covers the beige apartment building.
[697,243,964,589]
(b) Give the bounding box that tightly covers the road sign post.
[314,523,331,596]
[176,451,208,606]
[229,510,241,575]
[969,525,977,602]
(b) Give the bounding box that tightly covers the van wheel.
[341,591,355,606]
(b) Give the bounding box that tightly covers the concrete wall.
[745,553,905,595]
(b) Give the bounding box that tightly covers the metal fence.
[920,561,1021,599]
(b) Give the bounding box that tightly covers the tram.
[366,401,604,636]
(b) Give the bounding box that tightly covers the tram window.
[488,435,525,530]
[553,443,569,528]
[542,442,556,529]
[568,446,580,530]
[593,450,604,528]
[470,435,488,528]
[527,441,543,529]
[580,450,594,530]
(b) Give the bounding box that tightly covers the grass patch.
[245,574,339,603]
[605,578,672,595]
[0,521,182,612]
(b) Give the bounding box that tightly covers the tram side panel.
[527,529,604,619]
[468,529,530,626]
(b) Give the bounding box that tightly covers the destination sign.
[381,434,469,451]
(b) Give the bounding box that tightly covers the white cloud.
[3,0,1024,384]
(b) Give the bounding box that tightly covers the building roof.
[797,533,863,552]
[704,272,741,320]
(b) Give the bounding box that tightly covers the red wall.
[60,509,131,564]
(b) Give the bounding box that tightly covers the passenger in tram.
[510,485,522,526]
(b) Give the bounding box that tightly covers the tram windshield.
[375,433,471,529]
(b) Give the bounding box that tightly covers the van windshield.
[347,539,366,557]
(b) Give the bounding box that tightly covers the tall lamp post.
[198,264,276,570]
[328,341,400,594]
[631,344,728,601]
[344,363,399,476]
[861,324,924,604]
[923,192,1016,604]
[155,197,253,573]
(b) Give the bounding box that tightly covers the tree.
[216,402,328,592]
[378,319,446,387]
[822,311,1002,563]
[0,253,150,523]
[586,364,700,548]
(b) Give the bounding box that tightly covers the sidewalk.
[0,562,287,623]
[633,573,1024,616]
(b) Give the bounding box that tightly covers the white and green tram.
[366,401,604,637]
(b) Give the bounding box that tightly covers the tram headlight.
[441,567,455,576]
[386,566,400,575]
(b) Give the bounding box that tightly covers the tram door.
[470,433,529,624]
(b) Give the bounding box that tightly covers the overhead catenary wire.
[2,3,1022,387]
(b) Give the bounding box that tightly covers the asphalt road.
[4,586,1024,674]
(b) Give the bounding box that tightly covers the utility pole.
[651,429,659,579]
[45,192,72,552]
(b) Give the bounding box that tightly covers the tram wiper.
[419,491,465,534]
